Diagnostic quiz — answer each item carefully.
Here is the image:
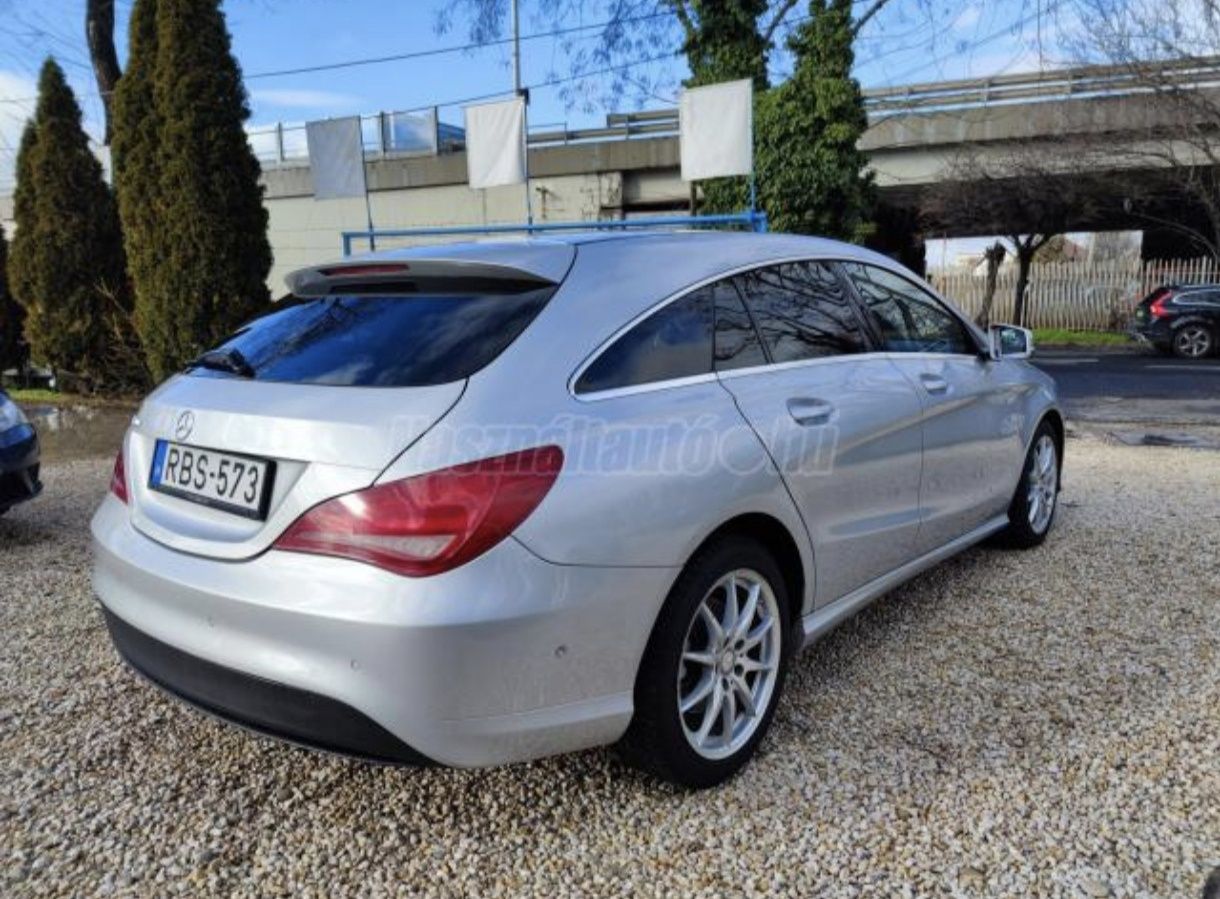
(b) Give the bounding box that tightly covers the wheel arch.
[684,512,808,634]
[1040,408,1065,482]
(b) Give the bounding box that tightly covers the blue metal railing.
[340,211,768,256]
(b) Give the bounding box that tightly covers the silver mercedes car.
[92,231,1062,788]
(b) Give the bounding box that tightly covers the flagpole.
[511,0,534,227]
[364,180,377,251]
[362,120,376,250]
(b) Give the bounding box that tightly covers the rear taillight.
[273,445,563,577]
[1149,290,1173,319]
[110,448,128,504]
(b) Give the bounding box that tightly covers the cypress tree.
[0,224,27,378]
[7,59,130,392]
[116,0,271,381]
[8,122,41,354]
[112,0,162,370]
[755,0,874,239]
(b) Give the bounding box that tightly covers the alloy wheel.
[1026,434,1058,534]
[677,568,782,760]
[1174,325,1212,358]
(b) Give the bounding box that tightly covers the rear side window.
[188,287,554,387]
[575,291,712,394]
[734,262,867,362]
[842,263,976,355]
[1178,288,1220,308]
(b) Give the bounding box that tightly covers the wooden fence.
[929,258,1220,331]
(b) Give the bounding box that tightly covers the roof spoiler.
[285,258,562,297]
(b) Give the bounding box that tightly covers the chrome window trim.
[569,252,882,403]
[713,349,893,381]
[569,372,721,402]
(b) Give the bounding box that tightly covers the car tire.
[619,534,792,789]
[996,420,1060,549]
[1172,323,1215,359]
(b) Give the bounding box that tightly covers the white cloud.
[0,70,38,191]
[952,7,981,33]
[250,88,365,110]
[961,46,1050,80]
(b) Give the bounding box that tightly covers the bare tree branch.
[85,0,121,145]
[760,0,802,45]
[921,142,1109,326]
[851,0,894,37]
[667,0,697,43]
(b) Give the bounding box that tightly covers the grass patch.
[1032,328,1132,348]
[6,388,69,404]
[4,387,137,407]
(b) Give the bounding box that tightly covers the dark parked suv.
[0,389,41,515]
[1131,284,1220,358]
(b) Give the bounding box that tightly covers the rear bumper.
[1127,328,1152,345]
[103,607,432,764]
[0,424,41,511]
[1129,320,1172,348]
[91,494,675,767]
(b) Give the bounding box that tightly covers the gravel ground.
[2,437,1218,898]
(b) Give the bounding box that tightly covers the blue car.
[0,389,41,515]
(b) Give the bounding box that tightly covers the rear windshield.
[187,287,555,387]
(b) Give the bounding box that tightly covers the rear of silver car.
[93,232,1062,784]
[91,241,673,766]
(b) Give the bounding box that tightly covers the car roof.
[289,230,899,291]
[362,228,891,259]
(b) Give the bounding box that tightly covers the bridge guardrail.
[227,56,1220,170]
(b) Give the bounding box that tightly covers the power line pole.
[511,0,534,227]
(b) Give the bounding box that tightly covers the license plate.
[149,440,275,520]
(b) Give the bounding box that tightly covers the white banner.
[306,116,367,200]
[680,79,753,181]
[464,97,527,189]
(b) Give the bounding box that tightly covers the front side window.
[842,263,976,355]
[733,262,867,362]
[575,291,713,394]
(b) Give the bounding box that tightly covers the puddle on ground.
[21,404,135,463]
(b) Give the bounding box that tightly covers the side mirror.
[989,324,1034,360]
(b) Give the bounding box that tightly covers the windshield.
[187,287,555,387]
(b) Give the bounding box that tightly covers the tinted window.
[843,263,976,355]
[734,262,866,362]
[712,281,766,371]
[1178,288,1220,309]
[575,291,712,394]
[188,287,555,387]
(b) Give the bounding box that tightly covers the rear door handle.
[787,397,835,426]
[919,373,949,394]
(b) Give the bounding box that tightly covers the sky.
[0,0,1067,189]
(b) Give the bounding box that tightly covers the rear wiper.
[188,347,256,379]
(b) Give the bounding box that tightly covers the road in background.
[1033,350,1220,424]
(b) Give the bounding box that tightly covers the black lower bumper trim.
[0,464,41,511]
[102,607,433,766]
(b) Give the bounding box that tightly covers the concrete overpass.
[4,58,1218,288]
[862,58,1220,188]
[249,57,1220,286]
